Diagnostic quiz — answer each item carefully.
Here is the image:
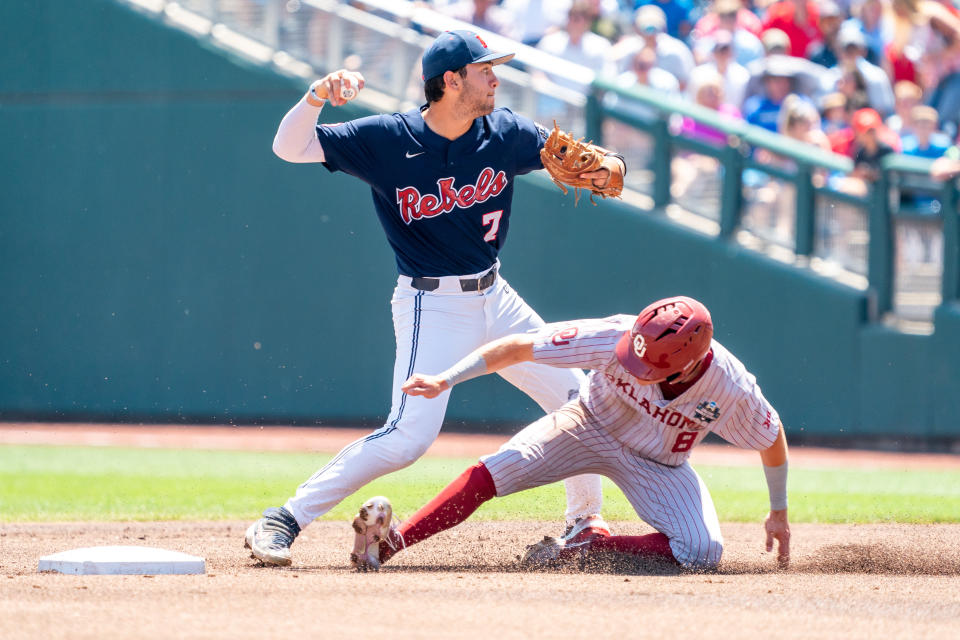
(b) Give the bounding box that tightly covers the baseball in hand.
[340,86,357,101]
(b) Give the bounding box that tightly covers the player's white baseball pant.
[284,267,603,529]
[481,401,725,569]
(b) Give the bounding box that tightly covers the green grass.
[1,445,958,524]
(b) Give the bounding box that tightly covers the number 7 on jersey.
[482,210,503,242]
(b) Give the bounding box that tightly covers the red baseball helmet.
[615,296,714,382]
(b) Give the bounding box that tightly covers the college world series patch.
[694,400,721,424]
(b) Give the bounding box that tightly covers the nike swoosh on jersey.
[405,151,425,158]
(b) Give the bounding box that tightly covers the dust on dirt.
[3,520,959,640]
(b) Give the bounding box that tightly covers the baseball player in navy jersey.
[244,30,627,566]
[350,296,790,571]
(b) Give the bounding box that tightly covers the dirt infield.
[3,521,960,639]
[2,424,959,639]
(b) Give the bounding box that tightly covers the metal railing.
[587,78,959,326]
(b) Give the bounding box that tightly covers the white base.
[38,545,205,575]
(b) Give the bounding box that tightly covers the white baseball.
[340,86,357,101]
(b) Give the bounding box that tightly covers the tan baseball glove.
[540,121,624,205]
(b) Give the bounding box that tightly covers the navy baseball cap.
[421,30,515,81]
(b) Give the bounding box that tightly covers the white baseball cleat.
[562,514,611,545]
[349,496,403,571]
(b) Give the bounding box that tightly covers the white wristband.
[441,352,488,388]
[763,461,788,511]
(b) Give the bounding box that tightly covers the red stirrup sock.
[379,462,497,564]
[580,533,677,563]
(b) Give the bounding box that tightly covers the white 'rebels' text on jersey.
[531,315,781,466]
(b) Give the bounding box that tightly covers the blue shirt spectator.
[901,106,952,159]
[902,135,952,159]
[743,72,794,133]
[744,95,785,132]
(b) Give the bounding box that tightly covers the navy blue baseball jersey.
[316,107,548,277]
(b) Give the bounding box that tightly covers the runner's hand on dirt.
[765,509,790,569]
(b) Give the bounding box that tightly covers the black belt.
[411,267,497,292]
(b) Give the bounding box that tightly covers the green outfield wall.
[1,0,957,442]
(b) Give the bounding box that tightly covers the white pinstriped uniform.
[482,315,781,568]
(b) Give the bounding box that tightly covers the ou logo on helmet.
[632,334,647,358]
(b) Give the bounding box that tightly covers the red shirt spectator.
[762,0,822,58]
[828,127,855,156]
[831,107,903,158]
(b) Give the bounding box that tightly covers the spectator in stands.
[829,107,899,195]
[587,0,629,43]
[752,94,830,180]
[883,0,960,89]
[886,80,924,137]
[752,95,832,238]
[606,45,681,122]
[901,105,952,212]
[914,1,960,137]
[688,29,750,108]
[760,28,791,56]
[536,1,613,94]
[778,94,832,151]
[830,27,895,116]
[437,0,513,37]
[633,0,697,40]
[851,107,897,183]
[610,4,695,88]
[692,0,765,67]
[501,0,569,46]
[820,92,851,136]
[742,65,795,133]
[824,95,860,157]
[761,0,823,59]
[806,1,845,69]
[842,0,888,65]
[680,70,742,146]
[884,0,926,84]
[671,70,742,203]
[835,61,872,113]
[602,45,680,173]
[693,0,763,40]
[901,106,953,159]
[624,45,682,95]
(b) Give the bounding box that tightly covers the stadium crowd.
[423,0,960,190]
